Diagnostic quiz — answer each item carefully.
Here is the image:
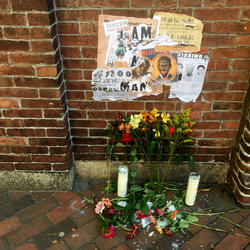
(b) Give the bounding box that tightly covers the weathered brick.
[11,146,48,154]
[15,242,38,250]
[213,22,250,33]
[203,112,242,120]
[0,53,8,64]
[4,28,51,39]
[103,9,148,18]
[204,92,245,102]
[3,110,42,118]
[0,13,26,25]
[228,0,250,6]
[15,163,51,170]
[37,66,58,77]
[81,48,97,58]
[7,216,51,248]
[0,0,9,10]
[131,0,153,7]
[57,10,100,21]
[0,99,18,108]
[237,35,250,46]
[211,48,250,59]
[30,41,54,52]
[21,99,62,109]
[204,0,226,6]
[9,53,55,65]
[202,35,235,46]
[207,71,249,81]
[180,0,201,6]
[7,129,45,137]
[28,13,51,26]
[222,121,240,129]
[232,60,250,70]
[0,216,21,237]
[0,66,35,76]
[12,0,49,11]
[0,137,26,146]
[70,120,106,128]
[58,23,79,34]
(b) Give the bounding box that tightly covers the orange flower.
[147,114,156,123]
[140,111,150,122]
[170,209,179,220]
[118,123,125,131]
[125,123,132,133]
[102,198,112,208]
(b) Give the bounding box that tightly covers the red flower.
[186,121,191,127]
[163,227,173,236]
[102,198,112,208]
[155,208,164,216]
[127,224,139,239]
[136,210,152,219]
[122,132,133,144]
[107,208,116,214]
[169,126,174,135]
[101,225,115,239]
[187,128,193,137]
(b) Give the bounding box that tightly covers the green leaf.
[186,215,198,223]
[179,220,189,228]
[149,141,156,156]
[130,170,136,178]
[130,146,137,156]
[141,202,150,215]
[116,142,124,147]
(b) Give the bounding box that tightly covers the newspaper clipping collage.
[92,12,210,102]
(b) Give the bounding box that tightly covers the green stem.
[191,208,239,216]
[162,145,175,183]
[190,222,250,239]
[219,215,250,232]
[118,223,131,231]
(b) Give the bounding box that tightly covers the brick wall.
[0,0,249,183]
[54,0,249,163]
[0,0,72,172]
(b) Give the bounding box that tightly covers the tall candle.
[185,172,200,206]
[117,165,128,197]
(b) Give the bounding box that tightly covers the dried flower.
[127,223,139,239]
[101,225,115,239]
[95,201,105,214]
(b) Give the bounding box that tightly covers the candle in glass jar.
[117,165,128,197]
[185,172,200,206]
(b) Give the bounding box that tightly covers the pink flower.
[169,126,174,135]
[127,224,139,239]
[136,210,152,219]
[95,201,105,214]
[101,224,115,239]
[155,208,164,216]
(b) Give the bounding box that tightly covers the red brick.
[70,120,106,128]
[237,35,250,46]
[0,119,24,127]
[0,146,9,153]
[50,147,68,154]
[58,23,79,34]
[4,28,51,39]
[15,243,38,250]
[0,88,38,98]
[73,137,107,145]
[203,112,242,120]
[194,8,240,21]
[64,59,96,69]
[81,48,97,58]
[30,41,54,52]
[56,0,79,7]
[54,192,77,203]
[153,0,176,7]
[77,0,108,7]
[29,138,67,146]
[15,163,51,170]
[57,10,100,21]
[180,0,201,6]
[46,197,85,224]
[0,163,14,170]
[0,99,18,108]
[232,60,250,70]
[0,13,26,25]
[241,8,250,20]
[131,0,153,7]
[39,89,61,98]
[60,48,80,59]
[9,53,54,65]
[0,216,21,237]
[0,78,13,87]
[25,119,65,128]
[207,71,249,81]
[203,82,227,91]
[11,146,48,154]
[107,101,144,110]
[213,22,250,33]
[204,92,245,102]
[184,102,211,111]
[18,196,59,223]
[0,0,9,10]
[37,66,57,77]
[204,0,226,6]
[0,53,8,64]
[204,130,237,138]
[195,122,220,130]
[67,91,85,100]
[79,23,97,36]
[7,216,51,248]
[0,137,26,146]
[202,35,235,46]
[222,121,240,129]
[47,128,67,137]
[3,110,42,118]
[228,0,250,6]
[65,219,101,248]
[64,70,83,80]
[12,0,49,11]
[68,101,106,110]
[0,41,29,52]
[228,82,249,91]
[60,35,97,47]
[211,48,250,59]
[207,60,229,70]
[44,110,63,118]
[27,13,50,26]
[7,129,45,137]
[0,66,35,76]
[104,9,148,18]
[214,229,249,250]
[21,99,61,109]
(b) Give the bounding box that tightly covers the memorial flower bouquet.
[106,108,195,187]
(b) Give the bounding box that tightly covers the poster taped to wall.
[153,12,203,52]
[94,14,163,101]
[169,52,210,102]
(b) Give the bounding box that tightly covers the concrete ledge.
[75,161,229,184]
[0,170,73,191]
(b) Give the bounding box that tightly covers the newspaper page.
[153,12,203,52]
[169,52,210,102]
[93,14,162,101]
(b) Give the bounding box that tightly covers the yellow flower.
[151,108,160,118]
[153,129,160,137]
[155,225,163,234]
[129,114,142,129]
[161,112,170,123]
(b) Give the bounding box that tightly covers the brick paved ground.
[0,180,249,250]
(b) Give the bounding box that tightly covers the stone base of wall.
[75,161,229,185]
[0,169,74,191]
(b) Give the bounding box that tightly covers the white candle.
[185,172,200,206]
[117,165,128,197]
